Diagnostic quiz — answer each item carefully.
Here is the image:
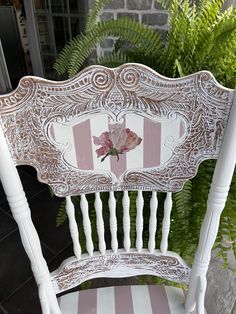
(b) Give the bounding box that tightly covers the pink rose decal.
[93,127,142,162]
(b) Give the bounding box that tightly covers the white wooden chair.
[0,63,235,314]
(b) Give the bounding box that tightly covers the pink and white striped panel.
[50,114,186,178]
[58,285,206,314]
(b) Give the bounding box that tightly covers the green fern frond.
[55,18,162,77]
[56,199,67,226]
[162,0,191,75]
[85,0,110,33]
[194,0,225,54]
[54,35,81,75]
[155,0,173,10]
[97,50,132,68]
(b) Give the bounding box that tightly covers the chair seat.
[58,285,202,314]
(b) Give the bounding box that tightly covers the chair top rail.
[0,63,234,196]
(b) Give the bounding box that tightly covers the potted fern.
[54,0,236,269]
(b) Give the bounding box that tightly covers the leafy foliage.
[55,0,236,268]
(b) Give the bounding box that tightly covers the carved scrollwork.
[51,252,191,293]
[0,64,234,196]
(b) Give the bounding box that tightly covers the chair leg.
[196,275,207,314]
[39,284,50,314]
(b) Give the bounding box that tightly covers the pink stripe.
[109,120,127,178]
[149,285,170,314]
[143,119,161,168]
[115,286,134,314]
[179,120,185,138]
[78,289,97,314]
[50,124,55,141]
[73,120,94,170]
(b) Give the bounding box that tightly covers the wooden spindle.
[160,192,172,254]
[148,191,158,253]
[109,191,118,253]
[94,192,106,254]
[136,190,144,252]
[80,194,94,256]
[122,190,131,252]
[65,196,81,259]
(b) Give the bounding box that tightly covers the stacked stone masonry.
[90,0,169,55]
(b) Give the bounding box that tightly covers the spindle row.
[65,191,173,258]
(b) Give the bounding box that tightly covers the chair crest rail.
[0,64,234,197]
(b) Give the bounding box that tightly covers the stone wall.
[88,0,169,57]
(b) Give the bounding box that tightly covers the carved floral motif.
[51,252,191,293]
[0,64,234,196]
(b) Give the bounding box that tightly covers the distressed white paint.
[148,191,158,253]
[136,190,144,252]
[160,118,181,165]
[65,196,81,259]
[161,192,172,254]
[52,123,77,167]
[0,127,61,313]
[80,194,94,256]
[95,192,106,254]
[0,71,235,314]
[109,191,118,253]
[186,90,236,312]
[122,190,131,252]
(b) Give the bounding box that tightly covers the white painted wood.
[59,288,78,314]
[165,286,185,314]
[136,190,144,252]
[109,192,118,253]
[160,119,181,165]
[131,285,153,314]
[39,285,50,314]
[148,191,158,253]
[97,287,116,314]
[125,114,144,169]
[0,126,61,314]
[160,192,172,254]
[196,276,207,314]
[65,196,81,259]
[186,90,236,312]
[95,192,106,254]
[80,194,94,256]
[52,123,77,168]
[122,190,131,252]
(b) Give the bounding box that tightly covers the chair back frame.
[0,64,235,314]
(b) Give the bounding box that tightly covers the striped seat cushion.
[58,285,202,314]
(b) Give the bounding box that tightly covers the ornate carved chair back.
[0,64,235,314]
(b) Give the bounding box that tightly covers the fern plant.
[54,0,236,269]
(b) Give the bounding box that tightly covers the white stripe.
[97,287,116,314]
[165,286,185,313]
[160,118,181,165]
[126,114,144,169]
[131,285,153,314]
[90,114,111,171]
[59,291,78,314]
[52,123,78,168]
